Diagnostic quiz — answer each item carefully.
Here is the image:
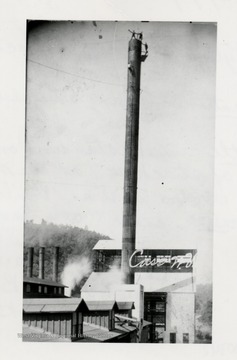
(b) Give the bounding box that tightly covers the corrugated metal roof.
[114,322,137,333]
[24,277,68,288]
[83,322,136,342]
[23,304,44,312]
[83,324,120,342]
[93,239,122,250]
[85,301,118,311]
[23,304,78,313]
[24,298,82,305]
[23,297,88,313]
[23,297,84,305]
[41,304,79,312]
[116,302,135,310]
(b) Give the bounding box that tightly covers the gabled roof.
[116,302,135,311]
[85,301,119,312]
[24,277,67,288]
[23,297,88,313]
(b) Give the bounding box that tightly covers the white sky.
[25,21,216,284]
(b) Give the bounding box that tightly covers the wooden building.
[23,277,68,298]
[23,298,88,340]
[83,301,119,331]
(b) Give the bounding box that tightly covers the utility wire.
[27,58,124,88]
[26,178,84,187]
[26,178,109,187]
[112,21,120,83]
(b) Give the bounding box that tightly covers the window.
[26,284,31,293]
[58,287,62,294]
[155,314,165,326]
[38,285,42,293]
[147,315,152,322]
[44,286,47,294]
[147,301,150,311]
[54,287,57,294]
[144,293,167,335]
[156,302,165,312]
[170,333,176,343]
[183,333,189,343]
[155,326,165,343]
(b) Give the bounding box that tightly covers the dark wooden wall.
[23,312,72,337]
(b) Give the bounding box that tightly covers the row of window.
[38,285,62,294]
[25,284,62,295]
[149,327,189,343]
[147,301,165,312]
[170,333,189,343]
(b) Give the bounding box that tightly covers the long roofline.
[23,276,68,288]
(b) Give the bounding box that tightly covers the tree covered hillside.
[195,283,212,343]
[23,220,110,285]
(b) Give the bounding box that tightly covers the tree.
[23,220,110,284]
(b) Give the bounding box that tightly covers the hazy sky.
[25,21,216,284]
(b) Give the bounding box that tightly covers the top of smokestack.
[52,246,59,282]
[27,247,34,278]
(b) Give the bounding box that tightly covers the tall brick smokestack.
[27,247,34,278]
[52,246,59,282]
[121,36,143,284]
[39,247,45,279]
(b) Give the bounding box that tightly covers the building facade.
[88,240,197,343]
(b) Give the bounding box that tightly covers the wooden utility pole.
[121,33,147,284]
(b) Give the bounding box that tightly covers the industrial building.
[22,244,150,342]
[81,32,197,339]
[23,298,88,339]
[23,246,68,298]
[83,239,197,343]
[23,277,67,298]
[22,296,149,342]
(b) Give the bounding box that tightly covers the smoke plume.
[61,256,92,296]
[106,261,125,291]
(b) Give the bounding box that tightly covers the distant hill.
[195,283,212,343]
[23,219,110,293]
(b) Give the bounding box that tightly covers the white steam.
[61,256,92,296]
[106,262,125,291]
